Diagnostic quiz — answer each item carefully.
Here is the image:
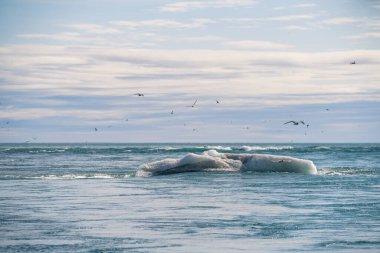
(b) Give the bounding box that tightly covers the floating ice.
[137,150,317,176]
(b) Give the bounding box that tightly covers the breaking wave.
[0,173,133,180]
[2,144,379,155]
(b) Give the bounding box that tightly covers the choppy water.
[0,143,379,252]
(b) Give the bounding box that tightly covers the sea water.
[0,143,379,252]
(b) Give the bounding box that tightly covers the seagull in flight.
[187,99,198,108]
[134,93,144,96]
[284,120,305,126]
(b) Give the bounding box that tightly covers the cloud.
[2,45,380,100]
[372,3,380,10]
[283,25,310,31]
[319,17,360,25]
[110,18,215,29]
[160,0,256,12]
[63,23,122,34]
[268,14,315,21]
[223,40,293,50]
[18,32,82,41]
[345,32,380,40]
[274,3,317,10]
[1,44,379,142]
[293,3,317,8]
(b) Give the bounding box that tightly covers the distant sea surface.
[1,143,379,252]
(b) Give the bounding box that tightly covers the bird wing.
[300,121,305,125]
[284,121,295,125]
[193,99,198,106]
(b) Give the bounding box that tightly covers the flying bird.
[187,99,198,108]
[216,100,220,104]
[94,128,98,132]
[284,120,305,126]
[134,93,144,96]
[350,61,356,64]
[171,110,174,115]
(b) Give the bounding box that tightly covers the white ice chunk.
[137,152,317,176]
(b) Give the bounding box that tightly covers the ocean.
[0,143,379,252]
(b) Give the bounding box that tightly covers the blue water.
[0,143,379,252]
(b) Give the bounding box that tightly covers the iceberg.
[137,150,317,176]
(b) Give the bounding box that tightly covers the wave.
[317,167,377,176]
[238,145,294,151]
[0,173,133,180]
[1,144,379,155]
[137,150,317,176]
[0,145,294,154]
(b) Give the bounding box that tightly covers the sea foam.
[137,150,317,176]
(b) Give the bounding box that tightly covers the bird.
[278,160,284,163]
[284,120,305,126]
[134,93,144,96]
[350,61,356,64]
[306,124,310,128]
[325,108,330,111]
[171,110,174,115]
[187,99,198,108]
[216,100,220,104]
[94,128,98,132]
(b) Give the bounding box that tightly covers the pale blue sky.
[0,0,379,142]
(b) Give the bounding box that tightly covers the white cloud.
[283,25,310,31]
[372,3,380,10]
[319,17,360,25]
[18,32,82,41]
[160,1,205,12]
[63,23,122,34]
[223,40,293,50]
[293,3,317,8]
[345,32,380,40]
[269,14,315,21]
[110,18,215,29]
[160,0,256,12]
[2,45,380,100]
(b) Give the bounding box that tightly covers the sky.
[0,0,380,143]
